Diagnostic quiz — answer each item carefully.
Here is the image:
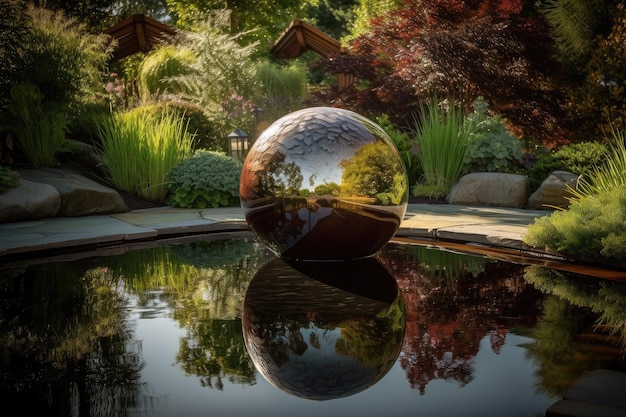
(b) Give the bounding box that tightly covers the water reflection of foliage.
[404,244,487,280]
[0,263,142,414]
[170,237,262,269]
[523,266,626,396]
[107,239,273,391]
[336,300,406,372]
[176,319,257,390]
[524,266,626,346]
[377,243,539,395]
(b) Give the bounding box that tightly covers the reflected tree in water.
[377,243,541,395]
[0,263,143,415]
[341,141,408,205]
[523,265,626,396]
[110,239,273,391]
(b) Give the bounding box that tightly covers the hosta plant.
[462,97,524,174]
[166,150,241,208]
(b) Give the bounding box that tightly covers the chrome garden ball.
[239,107,408,261]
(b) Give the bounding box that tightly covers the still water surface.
[1,236,625,416]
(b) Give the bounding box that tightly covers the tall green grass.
[412,97,473,197]
[0,82,68,167]
[255,61,307,101]
[95,109,195,203]
[572,127,626,199]
[253,61,309,126]
[137,45,195,102]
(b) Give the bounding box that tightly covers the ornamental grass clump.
[412,97,473,198]
[95,109,194,203]
[0,82,69,167]
[166,150,241,208]
[572,127,626,200]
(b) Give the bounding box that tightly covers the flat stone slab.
[545,369,626,417]
[0,215,156,256]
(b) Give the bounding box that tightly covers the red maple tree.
[319,0,575,147]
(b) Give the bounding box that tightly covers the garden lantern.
[228,128,250,162]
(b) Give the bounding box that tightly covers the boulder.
[526,170,580,210]
[448,172,529,208]
[0,177,61,222]
[16,167,128,216]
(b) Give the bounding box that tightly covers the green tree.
[165,0,315,53]
[258,154,304,197]
[0,0,27,111]
[111,0,171,23]
[29,0,116,31]
[303,0,357,41]
[537,0,615,70]
[345,0,401,41]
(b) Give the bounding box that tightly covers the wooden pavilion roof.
[104,14,176,61]
[270,19,342,59]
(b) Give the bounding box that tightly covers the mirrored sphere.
[242,257,406,400]
[240,107,408,261]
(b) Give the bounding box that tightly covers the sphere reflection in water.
[242,257,406,400]
[239,107,408,261]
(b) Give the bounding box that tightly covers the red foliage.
[318,0,575,146]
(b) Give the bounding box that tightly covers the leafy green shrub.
[166,150,241,208]
[524,185,626,264]
[525,128,626,265]
[95,108,194,203]
[171,21,258,119]
[18,5,112,110]
[462,97,524,174]
[0,164,19,192]
[526,141,608,192]
[0,0,27,111]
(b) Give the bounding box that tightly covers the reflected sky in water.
[134,311,549,417]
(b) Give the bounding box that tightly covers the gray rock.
[16,167,128,216]
[448,172,529,208]
[526,170,580,210]
[0,177,61,222]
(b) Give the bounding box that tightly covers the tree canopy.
[320,0,574,145]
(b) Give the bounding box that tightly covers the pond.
[1,234,625,417]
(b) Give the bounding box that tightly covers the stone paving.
[0,204,546,260]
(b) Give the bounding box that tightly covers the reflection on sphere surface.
[239,107,408,261]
